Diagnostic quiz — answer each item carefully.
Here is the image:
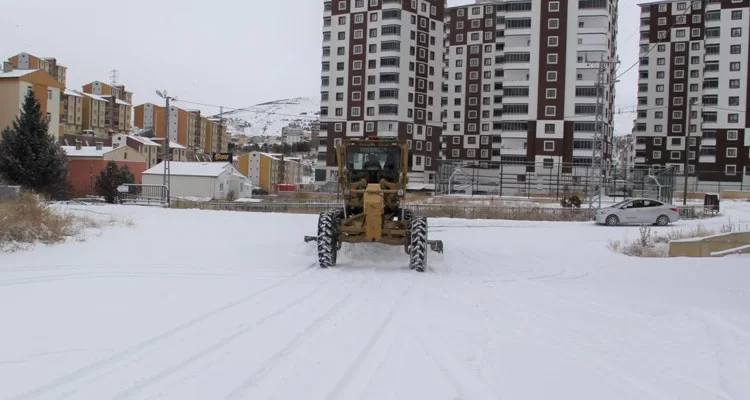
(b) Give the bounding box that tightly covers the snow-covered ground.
[1,201,749,399]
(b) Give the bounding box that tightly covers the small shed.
[142,162,252,200]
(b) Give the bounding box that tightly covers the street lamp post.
[156,90,176,205]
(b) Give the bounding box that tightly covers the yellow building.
[237,152,282,193]
[0,67,63,137]
[80,91,108,137]
[7,52,67,87]
[82,80,133,134]
[62,89,83,135]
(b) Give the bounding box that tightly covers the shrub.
[95,161,135,204]
[0,192,76,251]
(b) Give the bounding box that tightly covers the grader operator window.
[346,145,401,183]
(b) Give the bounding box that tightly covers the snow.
[61,145,114,158]
[0,69,37,79]
[81,92,108,103]
[143,162,231,177]
[225,97,320,137]
[63,89,82,98]
[1,201,749,399]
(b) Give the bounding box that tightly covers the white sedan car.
[595,198,681,226]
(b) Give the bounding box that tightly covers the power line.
[615,3,696,80]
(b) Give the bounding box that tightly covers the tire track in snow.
[110,286,331,400]
[8,263,317,400]
[223,285,360,400]
[324,280,414,400]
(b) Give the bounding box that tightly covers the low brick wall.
[669,232,750,258]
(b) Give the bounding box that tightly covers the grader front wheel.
[409,216,428,272]
[317,209,343,268]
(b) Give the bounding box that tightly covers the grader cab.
[304,138,443,272]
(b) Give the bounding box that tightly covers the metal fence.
[434,161,679,203]
[167,198,707,221]
[118,184,168,206]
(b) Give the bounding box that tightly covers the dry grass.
[0,192,134,252]
[608,223,721,258]
[0,192,79,251]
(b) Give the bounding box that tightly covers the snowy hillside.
[2,202,750,399]
[224,97,320,137]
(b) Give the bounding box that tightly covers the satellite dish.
[155,90,163,98]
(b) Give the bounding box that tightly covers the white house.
[142,162,252,201]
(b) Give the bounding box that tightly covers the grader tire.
[409,216,428,272]
[317,209,342,268]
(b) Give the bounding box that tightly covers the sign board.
[117,185,130,193]
[212,153,233,163]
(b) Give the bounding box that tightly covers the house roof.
[64,89,83,97]
[61,145,115,158]
[143,162,231,177]
[127,135,159,146]
[149,137,187,149]
[81,92,108,102]
[0,69,37,79]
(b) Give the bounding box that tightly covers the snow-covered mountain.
[223,97,320,137]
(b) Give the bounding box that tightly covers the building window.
[726,165,737,175]
[545,124,555,134]
[548,54,558,64]
[547,36,558,47]
[545,106,556,116]
[732,27,742,37]
[728,130,739,140]
[547,71,557,81]
[653,151,662,159]
[727,148,738,158]
[546,88,557,99]
[549,1,559,11]
[548,19,559,29]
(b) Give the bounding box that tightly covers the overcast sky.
[0,0,643,135]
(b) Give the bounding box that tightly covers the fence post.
[556,164,561,200]
[499,163,504,197]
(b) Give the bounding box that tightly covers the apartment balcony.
[573,149,596,157]
[504,27,531,37]
[635,157,646,164]
[699,155,716,164]
[636,143,646,150]
[498,130,528,139]
[499,148,527,156]
[701,138,717,146]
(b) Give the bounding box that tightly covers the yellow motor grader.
[304,138,443,272]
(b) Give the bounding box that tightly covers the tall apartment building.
[443,0,617,182]
[316,0,446,185]
[81,91,110,136]
[62,89,83,135]
[7,52,67,87]
[634,0,750,188]
[82,81,133,134]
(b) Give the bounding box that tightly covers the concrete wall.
[669,232,750,257]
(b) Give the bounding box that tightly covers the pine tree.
[95,161,135,204]
[0,91,70,199]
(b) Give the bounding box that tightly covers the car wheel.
[656,215,670,226]
[605,215,620,226]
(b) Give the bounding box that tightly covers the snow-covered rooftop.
[0,69,37,79]
[143,162,231,177]
[127,135,159,146]
[61,145,114,158]
[64,89,83,97]
[81,92,108,102]
[149,137,187,149]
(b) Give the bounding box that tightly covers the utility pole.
[218,106,223,154]
[156,90,176,206]
[683,98,696,205]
